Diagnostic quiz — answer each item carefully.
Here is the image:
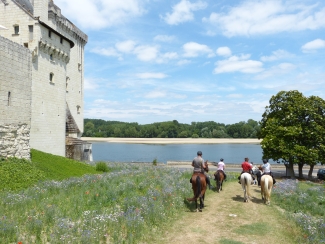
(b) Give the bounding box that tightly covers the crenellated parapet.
[48,1,88,44]
[38,40,70,63]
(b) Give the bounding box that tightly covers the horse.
[187,173,207,212]
[252,166,263,186]
[187,160,209,212]
[240,172,252,202]
[214,170,224,193]
[261,174,273,205]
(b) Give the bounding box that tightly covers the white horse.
[240,172,252,202]
[261,174,273,205]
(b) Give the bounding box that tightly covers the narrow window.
[60,37,63,44]
[50,54,53,61]
[14,25,19,35]
[7,92,11,106]
[24,43,28,48]
[77,105,81,114]
[66,77,69,91]
[48,30,51,38]
[49,73,54,82]
[78,63,81,71]
[28,25,33,41]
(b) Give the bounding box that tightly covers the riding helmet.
[262,159,268,163]
[220,158,224,161]
[197,151,202,155]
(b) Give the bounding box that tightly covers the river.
[91,142,274,164]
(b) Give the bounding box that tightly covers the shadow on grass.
[219,239,244,244]
[183,198,209,212]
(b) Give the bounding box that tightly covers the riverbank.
[81,137,261,144]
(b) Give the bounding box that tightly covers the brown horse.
[214,170,225,193]
[261,174,273,205]
[187,160,209,212]
[187,173,207,212]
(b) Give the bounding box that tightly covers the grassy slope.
[0,149,97,191]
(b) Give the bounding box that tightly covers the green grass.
[31,149,97,180]
[0,149,97,191]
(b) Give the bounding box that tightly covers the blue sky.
[56,0,325,125]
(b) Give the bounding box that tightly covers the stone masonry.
[0,35,32,159]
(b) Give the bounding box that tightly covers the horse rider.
[191,151,212,189]
[238,157,255,184]
[261,159,276,184]
[216,158,227,181]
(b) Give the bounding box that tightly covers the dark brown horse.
[187,160,209,212]
[214,170,225,193]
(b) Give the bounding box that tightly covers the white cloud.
[183,42,215,57]
[145,90,167,98]
[162,0,207,25]
[214,54,263,74]
[153,35,176,42]
[136,73,168,79]
[203,1,325,37]
[254,62,296,80]
[133,45,159,61]
[301,39,325,52]
[90,47,122,59]
[177,59,191,66]
[216,46,232,57]
[115,40,136,53]
[55,0,146,29]
[84,78,99,91]
[261,49,294,62]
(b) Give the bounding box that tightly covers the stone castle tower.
[0,0,92,161]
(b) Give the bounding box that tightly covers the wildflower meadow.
[0,162,192,243]
[273,179,325,243]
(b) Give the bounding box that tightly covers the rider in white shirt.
[261,159,276,184]
[217,158,227,181]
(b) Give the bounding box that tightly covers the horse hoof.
[199,209,202,212]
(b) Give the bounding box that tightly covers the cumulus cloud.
[261,49,294,62]
[136,73,168,79]
[144,90,167,98]
[115,40,136,53]
[254,62,296,80]
[203,1,325,37]
[162,0,207,25]
[214,54,263,74]
[55,0,146,29]
[301,39,325,52]
[133,45,159,61]
[153,35,176,42]
[90,47,122,60]
[216,46,232,57]
[183,42,215,57]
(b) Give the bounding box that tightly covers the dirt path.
[153,181,300,244]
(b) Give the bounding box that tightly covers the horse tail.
[264,177,271,200]
[195,175,201,199]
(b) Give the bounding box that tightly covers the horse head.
[204,160,209,172]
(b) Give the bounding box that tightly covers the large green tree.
[258,90,325,178]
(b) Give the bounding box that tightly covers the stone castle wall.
[0,35,32,159]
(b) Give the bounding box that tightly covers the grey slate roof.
[13,0,33,14]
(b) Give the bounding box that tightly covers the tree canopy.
[83,119,260,139]
[258,90,325,178]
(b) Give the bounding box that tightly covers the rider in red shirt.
[238,157,255,184]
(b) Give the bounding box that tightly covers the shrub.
[95,161,109,172]
[152,158,158,166]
